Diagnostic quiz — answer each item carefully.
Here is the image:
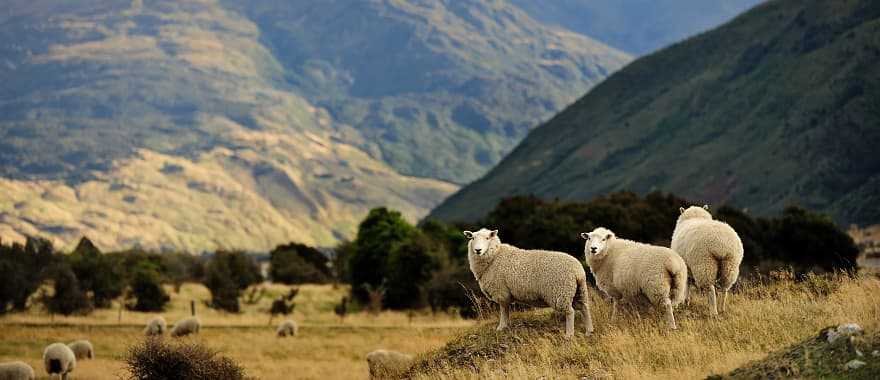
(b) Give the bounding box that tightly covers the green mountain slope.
[510,0,764,55]
[429,0,880,226]
[0,0,629,251]
[226,0,630,183]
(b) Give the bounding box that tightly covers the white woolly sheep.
[581,227,688,330]
[170,316,201,337]
[366,349,413,379]
[143,316,167,336]
[276,319,298,337]
[67,340,93,360]
[0,361,35,380]
[464,228,593,338]
[43,343,75,380]
[672,205,744,316]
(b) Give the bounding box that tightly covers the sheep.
[464,228,593,338]
[671,205,744,316]
[581,227,687,330]
[43,343,75,380]
[170,316,201,337]
[143,316,167,336]
[67,340,94,360]
[0,361,35,380]
[276,319,298,337]
[365,349,413,379]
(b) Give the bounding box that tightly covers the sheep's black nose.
[590,247,597,253]
[474,248,482,254]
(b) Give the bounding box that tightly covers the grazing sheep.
[672,205,744,316]
[143,316,167,336]
[0,361,35,380]
[170,316,201,337]
[366,349,413,379]
[581,227,687,330]
[67,340,94,360]
[464,228,593,338]
[43,343,75,380]
[276,319,298,337]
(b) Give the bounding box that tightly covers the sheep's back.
[0,361,35,380]
[672,219,743,263]
[503,249,584,305]
[610,242,680,299]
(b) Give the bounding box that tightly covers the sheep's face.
[581,228,615,258]
[463,228,499,257]
[677,205,712,223]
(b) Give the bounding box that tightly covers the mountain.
[0,0,628,251]
[429,0,880,226]
[510,0,765,55]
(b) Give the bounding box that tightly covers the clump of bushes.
[126,261,170,312]
[124,338,251,380]
[203,250,262,313]
[269,243,332,284]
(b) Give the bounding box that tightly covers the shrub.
[203,251,262,313]
[124,338,251,380]
[269,243,332,284]
[385,233,439,309]
[127,262,170,312]
[43,263,92,316]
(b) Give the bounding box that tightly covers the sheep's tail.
[48,358,62,374]
[667,258,687,306]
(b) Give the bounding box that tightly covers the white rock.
[845,359,866,370]
[825,329,842,343]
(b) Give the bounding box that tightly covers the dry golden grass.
[410,272,880,379]
[0,283,471,380]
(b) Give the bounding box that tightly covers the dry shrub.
[124,338,251,380]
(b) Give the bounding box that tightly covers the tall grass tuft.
[124,338,252,380]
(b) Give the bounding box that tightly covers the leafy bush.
[43,263,92,316]
[269,243,332,284]
[124,338,251,380]
[203,251,262,313]
[127,262,170,312]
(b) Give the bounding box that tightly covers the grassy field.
[2,273,878,379]
[0,283,471,380]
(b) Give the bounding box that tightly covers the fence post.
[191,300,196,316]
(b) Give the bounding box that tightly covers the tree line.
[0,191,860,317]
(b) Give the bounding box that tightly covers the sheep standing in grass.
[144,316,167,336]
[67,340,94,360]
[276,319,298,337]
[170,316,201,337]
[672,205,744,316]
[366,349,413,379]
[464,228,593,338]
[581,227,687,330]
[43,343,75,380]
[0,361,35,380]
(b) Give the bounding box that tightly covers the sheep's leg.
[62,373,69,380]
[685,285,692,306]
[497,303,509,331]
[580,298,594,335]
[564,305,575,339]
[707,285,718,317]
[719,289,728,314]
[610,298,618,323]
[663,298,677,330]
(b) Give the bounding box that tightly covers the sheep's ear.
[703,204,710,210]
[606,232,615,240]
[679,207,685,214]
[489,229,498,238]
[580,232,589,240]
[463,231,473,239]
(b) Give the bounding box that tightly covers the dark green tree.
[349,208,416,304]
[0,237,55,313]
[384,233,439,309]
[269,243,331,284]
[43,263,91,316]
[69,237,125,308]
[203,251,262,313]
[127,261,170,312]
